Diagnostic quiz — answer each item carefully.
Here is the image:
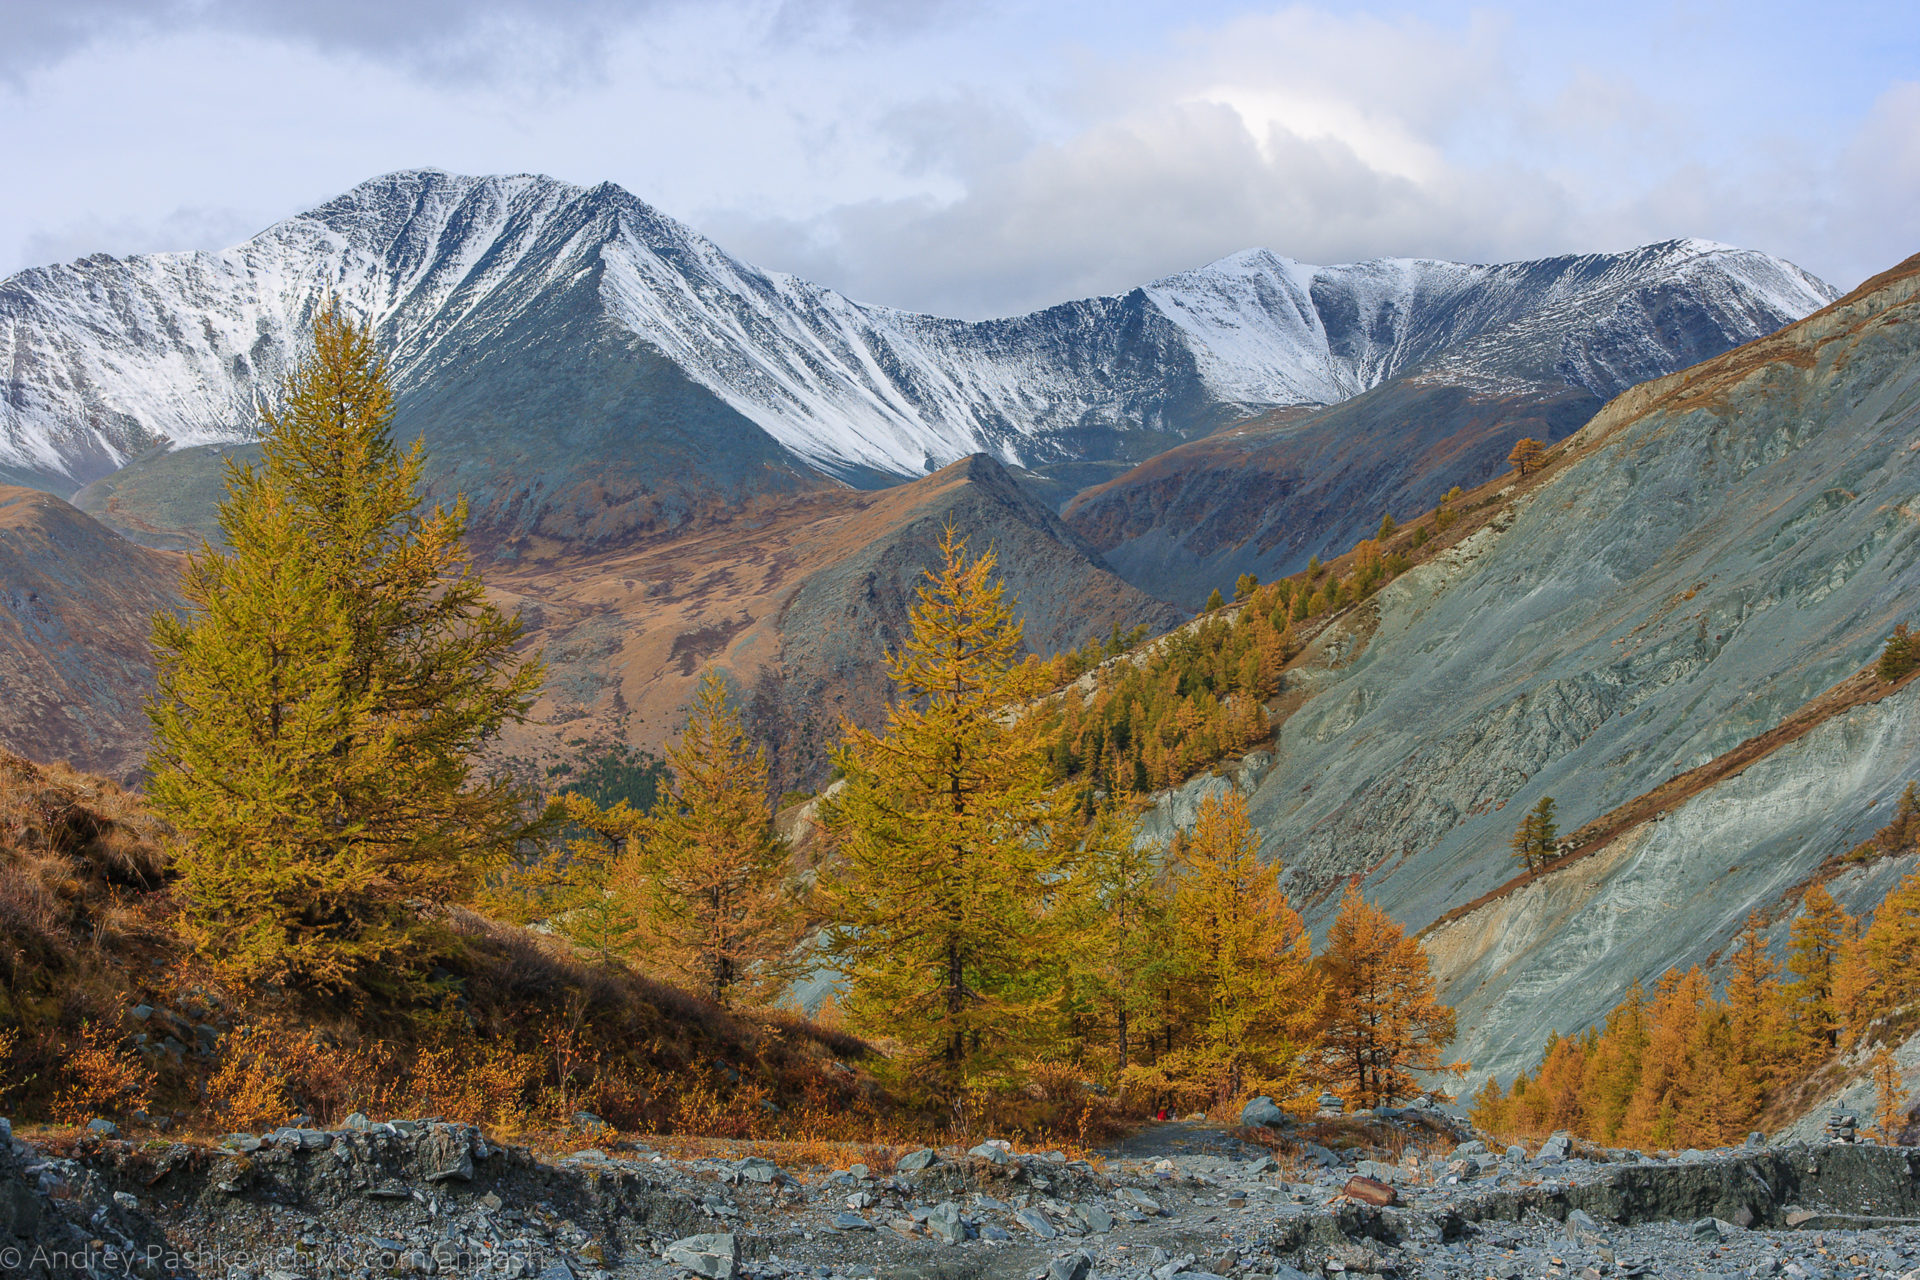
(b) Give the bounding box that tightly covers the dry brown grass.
[0,748,895,1140]
[0,751,1131,1151]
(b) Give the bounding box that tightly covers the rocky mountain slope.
[0,486,180,782]
[4,171,1830,530]
[1209,253,1920,1088]
[1069,240,1839,608]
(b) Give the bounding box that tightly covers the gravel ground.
[9,1110,1920,1280]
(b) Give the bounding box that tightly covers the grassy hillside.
[0,749,894,1146]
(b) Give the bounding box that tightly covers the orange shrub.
[51,1022,153,1125]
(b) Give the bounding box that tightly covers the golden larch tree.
[147,302,542,994]
[1058,797,1175,1081]
[1837,865,1920,1041]
[1318,884,1460,1107]
[1723,912,1786,1097]
[1618,967,1712,1149]
[1510,795,1558,872]
[820,526,1077,1101]
[1125,790,1324,1109]
[623,671,797,1008]
[1508,437,1546,477]
[1785,885,1853,1058]
[479,791,649,965]
[1872,1046,1909,1143]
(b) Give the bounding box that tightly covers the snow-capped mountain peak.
[0,169,1839,493]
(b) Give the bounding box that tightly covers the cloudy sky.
[3,0,1916,317]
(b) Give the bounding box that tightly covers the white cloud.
[0,2,1911,310]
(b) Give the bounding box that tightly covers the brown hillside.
[0,748,879,1139]
[0,457,1178,794]
[488,452,1181,792]
[0,487,183,782]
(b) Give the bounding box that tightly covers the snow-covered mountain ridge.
[0,169,1838,492]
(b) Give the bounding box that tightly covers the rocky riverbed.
[9,1109,1920,1280]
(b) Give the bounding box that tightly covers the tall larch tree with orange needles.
[1785,885,1853,1059]
[1507,437,1546,477]
[1724,912,1787,1099]
[1619,967,1712,1149]
[1056,796,1175,1081]
[820,526,1077,1103]
[622,672,797,1008]
[1317,884,1460,1107]
[1124,790,1324,1110]
[1872,1047,1909,1143]
[148,302,542,995]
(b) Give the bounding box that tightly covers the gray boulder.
[422,1123,474,1183]
[1239,1096,1287,1128]
[897,1147,941,1172]
[1015,1207,1057,1239]
[1566,1208,1612,1250]
[925,1202,966,1245]
[735,1156,777,1184]
[665,1233,738,1280]
[1048,1252,1093,1280]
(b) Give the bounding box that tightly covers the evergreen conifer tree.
[1509,796,1558,872]
[1724,912,1786,1094]
[1880,624,1920,683]
[1124,791,1323,1109]
[1059,798,1174,1080]
[1507,437,1546,476]
[1873,1046,1909,1143]
[480,791,648,965]
[1786,885,1853,1057]
[147,302,542,993]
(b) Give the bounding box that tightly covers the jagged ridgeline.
[2,170,1831,552]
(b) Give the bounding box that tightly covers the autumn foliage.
[1480,787,1920,1149]
[1881,623,1920,683]
[818,533,1456,1119]
[1029,537,1412,798]
[146,302,542,995]
[1122,792,1324,1110]
[820,526,1079,1101]
[1318,886,1460,1107]
[623,672,799,1008]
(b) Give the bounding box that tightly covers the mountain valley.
[5,167,1920,1211]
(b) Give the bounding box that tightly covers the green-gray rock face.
[1228,258,1920,1087]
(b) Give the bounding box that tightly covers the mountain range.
[0,169,1847,792]
[4,171,1831,555]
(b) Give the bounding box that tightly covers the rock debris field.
[11,1107,1920,1280]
